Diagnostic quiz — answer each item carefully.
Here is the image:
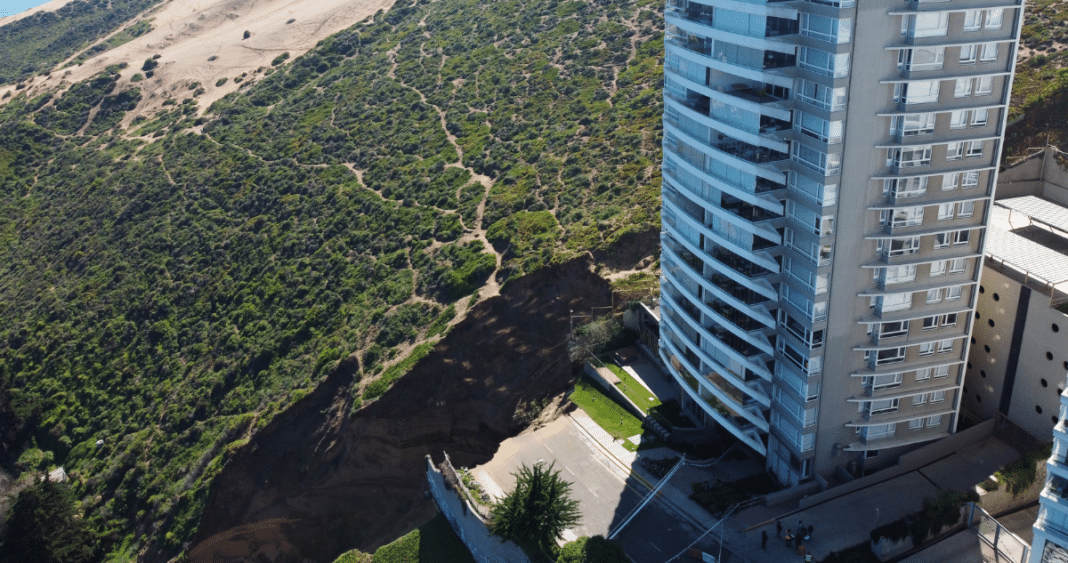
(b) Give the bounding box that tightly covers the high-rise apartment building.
[659,0,1023,485]
[1030,382,1068,562]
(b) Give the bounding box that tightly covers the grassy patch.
[602,361,660,413]
[364,342,434,401]
[371,513,475,563]
[568,375,644,441]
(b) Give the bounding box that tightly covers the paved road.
[474,415,712,561]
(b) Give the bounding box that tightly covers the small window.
[963,10,982,32]
[984,344,991,353]
[1042,378,1049,388]
[971,108,989,127]
[946,142,964,161]
[985,9,1004,30]
[988,319,995,327]
[993,293,1000,301]
[931,390,946,403]
[980,369,987,378]
[1054,323,1060,333]
[966,140,984,158]
[958,44,977,64]
[909,418,924,429]
[1037,405,1044,414]
[955,77,972,98]
[1048,351,1055,361]
[937,339,953,353]
[980,43,998,62]
[919,342,935,356]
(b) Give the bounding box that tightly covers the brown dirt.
[184,255,612,563]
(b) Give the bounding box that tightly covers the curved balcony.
[663,189,782,260]
[662,233,779,299]
[666,36,795,89]
[662,289,773,360]
[664,272,774,339]
[666,94,790,152]
[664,154,785,216]
[661,248,777,329]
[660,320,773,418]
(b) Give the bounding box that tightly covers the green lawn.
[332,513,475,563]
[602,361,661,413]
[569,375,663,452]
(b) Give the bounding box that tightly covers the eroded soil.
[185,256,612,563]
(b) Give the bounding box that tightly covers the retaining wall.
[425,455,529,563]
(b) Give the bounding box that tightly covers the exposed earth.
[183,256,614,563]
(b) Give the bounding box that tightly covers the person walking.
[807,524,814,541]
[776,520,782,537]
[785,530,793,548]
[761,530,768,550]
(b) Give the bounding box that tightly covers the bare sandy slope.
[1,0,397,123]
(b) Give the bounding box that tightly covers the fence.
[425,454,529,563]
[966,502,1030,563]
[994,411,1043,454]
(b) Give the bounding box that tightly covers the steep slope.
[1004,0,1068,158]
[0,0,663,559]
[184,257,610,563]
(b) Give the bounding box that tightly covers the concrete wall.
[426,456,530,563]
[966,266,1068,439]
[797,419,994,510]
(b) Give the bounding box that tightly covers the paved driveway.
[474,415,707,560]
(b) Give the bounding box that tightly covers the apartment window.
[878,293,912,313]
[943,313,958,327]
[934,233,951,249]
[949,110,968,130]
[976,76,994,95]
[796,79,847,111]
[869,372,903,390]
[799,47,850,78]
[927,288,943,303]
[937,203,955,220]
[959,44,977,64]
[909,418,925,429]
[793,143,842,175]
[796,111,845,143]
[881,206,925,227]
[946,142,964,161]
[958,201,975,217]
[884,176,928,198]
[930,260,947,277]
[879,264,918,286]
[871,398,900,414]
[942,173,960,191]
[782,284,827,322]
[919,342,935,356]
[887,146,933,167]
[899,47,945,71]
[902,13,949,38]
[894,81,940,104]
[980,43,998,62]
[879,236,920,256]
[962,171,980,188]
[789,173,838,206]
[865,423,897,440]
[928,414,943,426]
[966,141,984,158]
[955,78,973,98]
[787,201,835,235]
[785,256,829,294]
[937,339,954,353]
[949,257,967,273]
[985,9,1004,29]
[946,285,963,300]
[923,316,939,330]
[779,310,825,349]
[972,108,989,126]
[934,365,950,378]
[915,368,932,381]
[931,390,947,403]
[891,113,936,136]
[878,320,911,338]
[801,13,853,44]
[963,10,982,32]
[953,230,970,245]
[913,392,928,405]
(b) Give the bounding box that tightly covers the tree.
[1,476,97,563]
[557,535,629,563]
[489,462,581,553]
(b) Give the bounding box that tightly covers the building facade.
[963,148,1068,441]
[1030,382,1068,563]
[659,0,1024,485]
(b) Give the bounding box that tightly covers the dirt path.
[184,256,612,563]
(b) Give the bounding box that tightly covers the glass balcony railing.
[711,245,778,279]
[663,239,775,306]
[666,6,799,38]
[712,137,789,165]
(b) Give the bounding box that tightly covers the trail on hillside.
[182,256,611,563]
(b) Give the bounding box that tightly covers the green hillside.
[1005,0,1068,158]
[0,0,663,558]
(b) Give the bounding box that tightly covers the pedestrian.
[761,530,768,550]
[785,531,793,547]
[776,519,782,537]
[807,524,814,541]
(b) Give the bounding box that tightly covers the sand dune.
[1,0,397,122]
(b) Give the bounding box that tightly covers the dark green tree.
[557,535,629,563]
[489,462,581,553]
[1,476,97,563]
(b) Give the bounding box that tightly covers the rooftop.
[987,197,1068,304]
